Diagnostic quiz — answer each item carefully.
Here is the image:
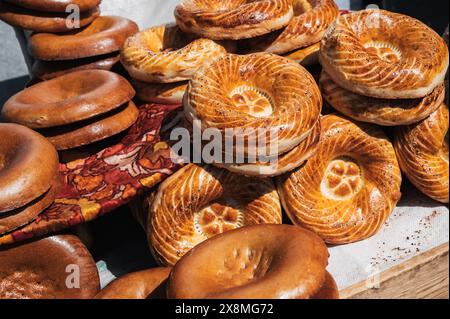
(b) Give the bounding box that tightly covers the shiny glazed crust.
[319,9,449,99]
[2,70,135,129]
[254,0,339,54]
[312,271,339,299]
[0,182,57,235]
[167,224,332,299]
[277,114,402,244]
[149,164,282,266]
[95,268,171,299]
[0,124,59,213]
[394,104,449,203]
[283,42,320,65]
[31,53,121,81]
[28,16,138,61]
[121,24,228,83]
[42,101,139,150]
[0,2,100,33]
[4,0,101,12]
[174,0,294,40]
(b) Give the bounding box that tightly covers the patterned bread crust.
[121,24,228,83]
[174,0,293,40]
[320,9,449,99]
[394,103,449,203]
[149,164,282,266]
[184,53,322,157]
[277,114,402,244]
[259,0,339,54]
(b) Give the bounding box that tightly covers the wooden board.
[340,243,449,299]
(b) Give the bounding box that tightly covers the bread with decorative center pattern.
[277,114,402,244]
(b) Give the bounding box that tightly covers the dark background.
[363,0,449,34]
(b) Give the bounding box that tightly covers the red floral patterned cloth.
[0,103,183,246]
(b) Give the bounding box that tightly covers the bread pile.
[0,1,143,161]
[1,69,137,161]
[0,0,138,80]
[125,4,448,299]
[1,1,449,300]
[319,9,449,204]
[120,0,340,104]
[120,4,447,299]
[121,23,229,105]
[176,0,339,65]
[319,10,448,126]
[29,15,138,80]
[185,53,322,177]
